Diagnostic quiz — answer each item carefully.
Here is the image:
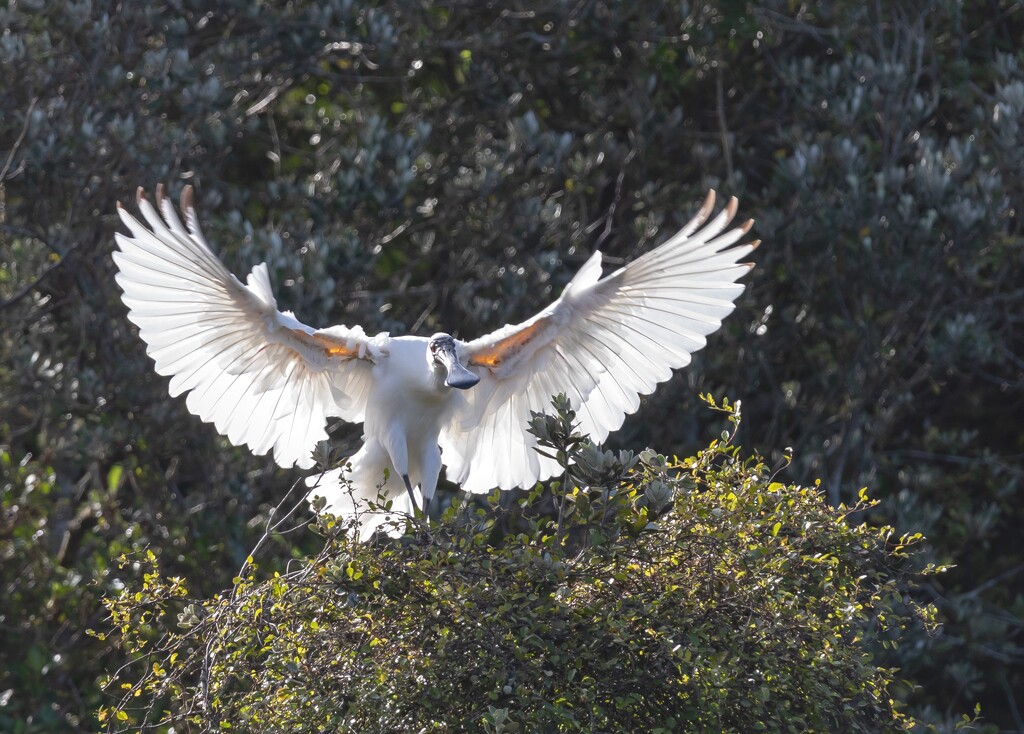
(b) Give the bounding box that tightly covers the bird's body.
[113,185,757,538]
[339,337,462,517]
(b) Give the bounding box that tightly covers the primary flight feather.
[113,185,757,538]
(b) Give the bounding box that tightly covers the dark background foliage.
[1,0,1021,731]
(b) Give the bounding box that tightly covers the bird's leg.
[418,444,442,519]
[381,434,418,515]
[401,474,420,514]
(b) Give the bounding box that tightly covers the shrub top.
[97,397,934,733]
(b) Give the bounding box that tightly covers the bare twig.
[0,97,36,184]
[589,131,637,251]
[234,475,312,589]
[245,84,285,116]
[0,236,80,314]
[716,65,735,190]
[379,218,412,245]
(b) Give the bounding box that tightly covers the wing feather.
[112,185,385,468]
[442,190,756,492]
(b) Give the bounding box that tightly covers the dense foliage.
[98,398,934,732]
[1,0,1022,731]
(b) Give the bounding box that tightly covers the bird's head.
[428,333,480,390]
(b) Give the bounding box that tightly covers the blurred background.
[1,1,1022,731]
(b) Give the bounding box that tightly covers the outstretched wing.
[112,185,385,469]
[440,190,757,492]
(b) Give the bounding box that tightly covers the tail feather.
[305,442,421,541]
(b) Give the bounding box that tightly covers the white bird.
[113,185,757,538]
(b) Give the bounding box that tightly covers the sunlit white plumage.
[113,185,757,539]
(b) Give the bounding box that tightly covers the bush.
[98,398,936,732]
[2,1,1021,729]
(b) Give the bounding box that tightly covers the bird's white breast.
[363,337,462,447]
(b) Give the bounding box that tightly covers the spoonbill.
[113,185,757,537]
